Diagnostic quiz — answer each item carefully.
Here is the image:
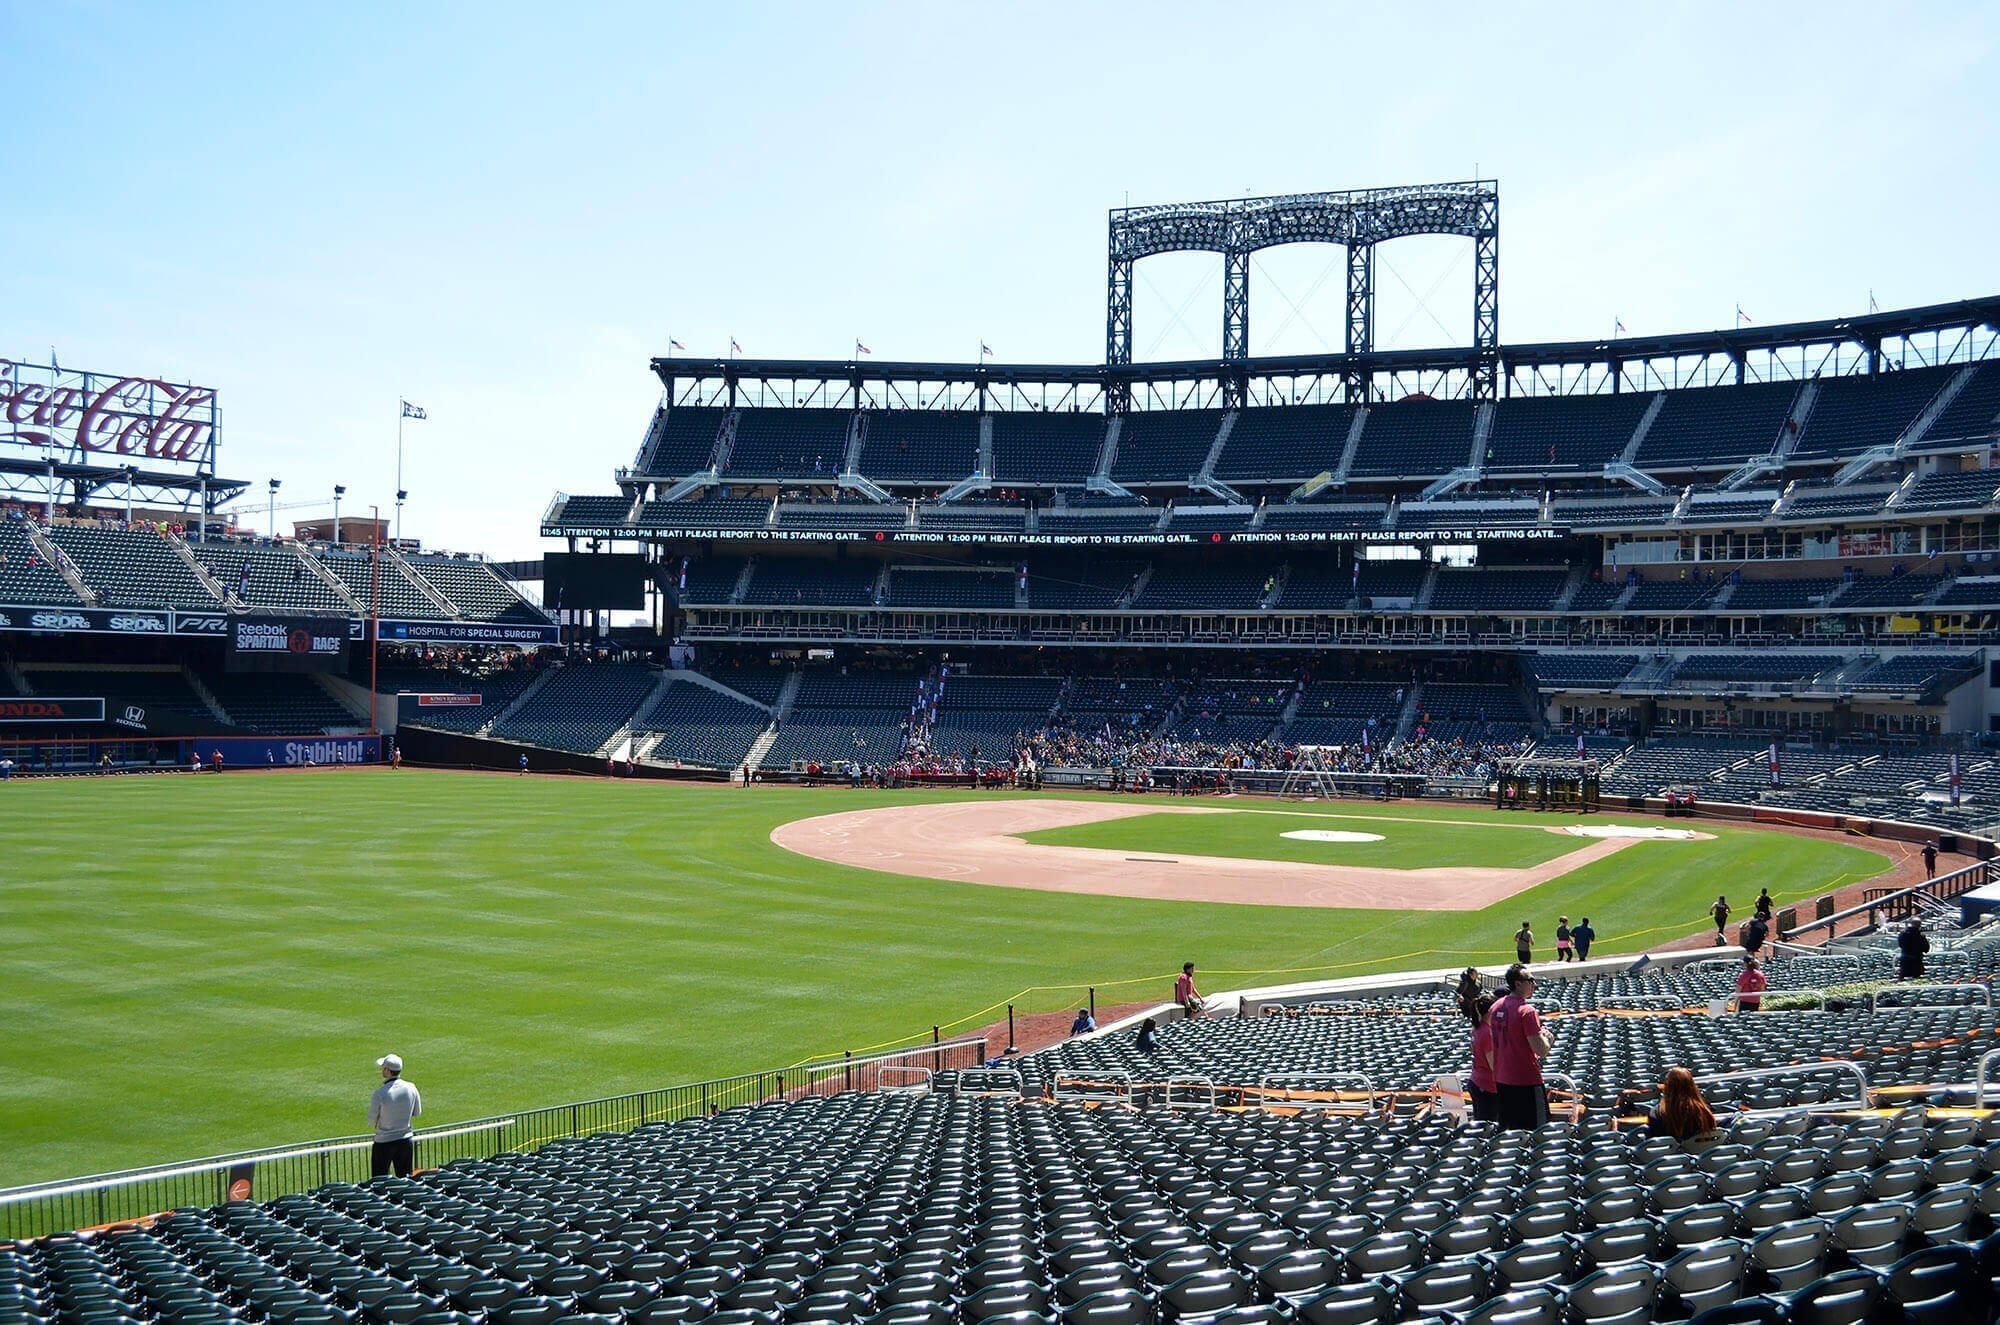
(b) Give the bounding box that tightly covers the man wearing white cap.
[367,1054,422,1178]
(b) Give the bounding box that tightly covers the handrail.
[1871,982,1992,1010]
[877,1066,934,1094]
[1783,859,1992,942]
[1544,1073,1586,1124]
[1052,1069,1132,1106]
[0,1119,513,1208]
[1597,995,1685,1010]
[1696,1060,1872,1115]
[1255,1071,1377,1115]
[1165,1075,1218,1111]
[1975,1049,2000,1108]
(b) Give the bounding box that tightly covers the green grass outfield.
[0,771,1890,1186]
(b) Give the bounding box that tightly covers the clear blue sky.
[2,2,1995,560]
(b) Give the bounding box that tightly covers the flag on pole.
[1735,305,1753,326]
[669,338,686,351]
[400,400,427,420]
[1613,317,1627,336]
[855,339,872,356]
[1768,742,1780,788]
[980,342,994,359]
[1868,291,1879,314]
[729,337,743,355]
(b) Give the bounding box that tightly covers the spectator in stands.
[1465,992,1498,1122]
[1755,888,1774,921]
[1453,966,1482,1024]
[1554,916,1574,962]
[1174,962,1204,1019]
[1710,895,1731,945]
[1922,841,1938,880]
[1069,1008,1096,1037]
[1571,917,1594,961]
[367,1054,422,1178]
[1733,954,1766,1013]
[1898,921,1930,982]
[1741,911,1769,957]
[1646,1067,1718,1141]
[1513,920,1533,964]
[1135,1017,1160,1054]
[1488,964,1551,1130]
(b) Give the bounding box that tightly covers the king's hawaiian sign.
[0,357,217,469]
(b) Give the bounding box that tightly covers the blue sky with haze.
[1,2,1994,559]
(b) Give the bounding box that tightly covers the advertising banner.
[377,619,560,646]
[180,735,380,767]
[0,697,105,724]
[0,605,175,635]
[225,616,350,673]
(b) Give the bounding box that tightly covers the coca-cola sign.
[0,358,217,469]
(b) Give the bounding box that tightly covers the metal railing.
[1254,1071,1377,1115]
[0,1036,987,1241]
[1784,859,1994,943]
[1871,982,1993,1010]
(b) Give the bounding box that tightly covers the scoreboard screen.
[543,553,648,610]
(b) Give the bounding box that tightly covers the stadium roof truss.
[649,298,2000,414]
[1105,182,1501,407]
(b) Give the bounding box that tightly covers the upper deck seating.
[1723,577,1840,612]
[773,504,904,532]
[1635,379,1800,468]
[1214,404,1358,482]
[989,413,1103,485]
[45,524,218,610]
[1919,361,2000,447]
[317,550,440,619]
[549,494,633,528]
[1553,497,1676,528]
[1793,366,1955,459]
[1112,410,1223,483]
[721,409,851,479]
[1782,485,1892,521]
[1347,399,1476,477]
[402,555,545,624]
[1488,392,1652,470]
[0,521,83,605]
[1838,572,1945,609]
[860,411,979,483]
[634,405,726,476]
[1026,560,1142,610]
[193,543,354,615]
[1259,503,1387,532]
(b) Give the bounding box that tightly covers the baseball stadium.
[8,173,2000,1325]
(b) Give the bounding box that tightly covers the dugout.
[1494,756,1600,813]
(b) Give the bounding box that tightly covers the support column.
[1345,243,1375,402]
[1470,197,1501,401]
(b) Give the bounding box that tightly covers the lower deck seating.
[202,673,357,734]
[23,668,210,722]
[637,684,768,769]
[381,668,544,734]
[489,665,658,753]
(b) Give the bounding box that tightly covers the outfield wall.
[395,724,728,781]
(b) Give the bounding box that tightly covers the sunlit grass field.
[0,771,1889,1186]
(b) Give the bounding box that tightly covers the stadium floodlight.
[121,465,137,524]
[333,484,346,545]
[268,477,281,538]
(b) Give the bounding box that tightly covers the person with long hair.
[1466,992,1499,1122]
[1647,1066,1718,1141]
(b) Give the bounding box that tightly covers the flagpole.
[395,404,405,545]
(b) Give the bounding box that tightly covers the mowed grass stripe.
[0,771,1888,1185]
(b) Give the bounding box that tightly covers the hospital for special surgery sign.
[0,358,218,469]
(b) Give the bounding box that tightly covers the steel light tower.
[333,484,346,545]
[267,478,281,538]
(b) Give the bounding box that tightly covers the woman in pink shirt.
[1174,961,1204,1019]
[1466,993,1498,1121]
